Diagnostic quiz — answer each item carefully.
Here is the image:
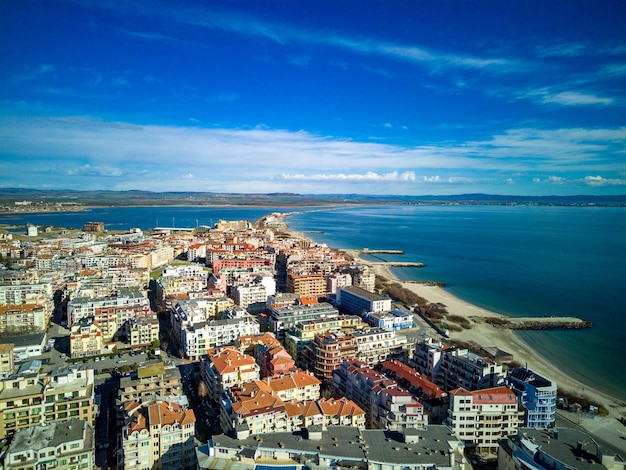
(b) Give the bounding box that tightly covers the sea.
[1,204,624,400]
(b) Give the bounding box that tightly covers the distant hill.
[0,188,624,207]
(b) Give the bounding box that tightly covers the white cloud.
[520,88,616,107]
[280,171,417,182]
[583,175,626,186]
[65,164,125,177]
[1,115,624,193]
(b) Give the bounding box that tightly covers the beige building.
[448,386,523,456]
[117,363,183,421]
[126,315,159,348]
[69,317,103,358]
[118,399,196,470]
[0,303,48,334]
[201,346,260,402]
[0,344,13,378]
[0,367,95,440]
[2,418,94,470]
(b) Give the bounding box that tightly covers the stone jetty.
[484,316,592,330]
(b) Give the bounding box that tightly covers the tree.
[197,381,209,403]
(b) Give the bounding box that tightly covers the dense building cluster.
[0,217,620,470]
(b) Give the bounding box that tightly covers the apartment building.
[197,425,469,470]
[286,272,326,297]
[117,363,183,419]
[505,367,557,429]
[201,346,260,402]
[302,332,359,382]
[69,317,103,358]
[412,337,505,392]
[268,300,339,340]
[170,296,234,343]
[0,303,48,334]
[125,315,159,348]
[332,359,427,431]
[352,327,410,367]
[316,397,367,428]
[366,309,414,331]
[236,332,281,357]
[67,287,151,342]
[336,285,392,316]
[448,386,523,456]
[43,367,95,428]
[118,399,196,470]
[180,315,260,360]
[325,272,352,294]
[2,418,95,470]
[0,366,95,440]
[284,314,368,366]
[230,283,269,312]
[220,379,360,438]
[342,265,376,292]
[0,281,53,306]
[499,427,623,470]
[0,344,13,378]
[379,359,449,423]
[262,346,296,377]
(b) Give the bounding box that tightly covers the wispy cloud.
[534,175,626,187]
[520,88,616,107]
[280,171,417,182]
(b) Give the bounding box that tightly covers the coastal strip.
[272,212,626,423]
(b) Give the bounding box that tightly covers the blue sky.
[1,0,625,195]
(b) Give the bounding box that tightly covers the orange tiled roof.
[208,346,256,374]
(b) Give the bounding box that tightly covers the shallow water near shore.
[288,205,626,401]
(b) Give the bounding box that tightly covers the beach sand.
[277,218,626,425]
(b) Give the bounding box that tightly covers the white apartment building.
[325,272,352,294]
[448,386,523,456]
[181,315,260,360]
[230,283,269,312]
[2,418,95,470]
[352,328,409,367]
[0,282,53,306]
[413,337,505,392]
[67,287,150,341]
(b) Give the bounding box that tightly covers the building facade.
[448,386,523,456]
[505,367,557,429]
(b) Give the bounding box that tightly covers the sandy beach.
[277,218,626,425]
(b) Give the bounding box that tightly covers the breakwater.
[369,261,426,268]
[484,316,592,330]
[361,248,405,254]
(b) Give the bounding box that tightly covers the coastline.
[277,215,626,422]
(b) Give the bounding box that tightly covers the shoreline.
[276,214,626,422]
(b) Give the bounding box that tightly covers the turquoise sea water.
[2,204,624,399]
[287,205,626,401]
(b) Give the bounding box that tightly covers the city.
[0,215,623,470]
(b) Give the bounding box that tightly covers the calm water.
[287,205,626,401]
[2,204,624,399]
[0,206,295,231]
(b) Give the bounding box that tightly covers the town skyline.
[1,1,625,195]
